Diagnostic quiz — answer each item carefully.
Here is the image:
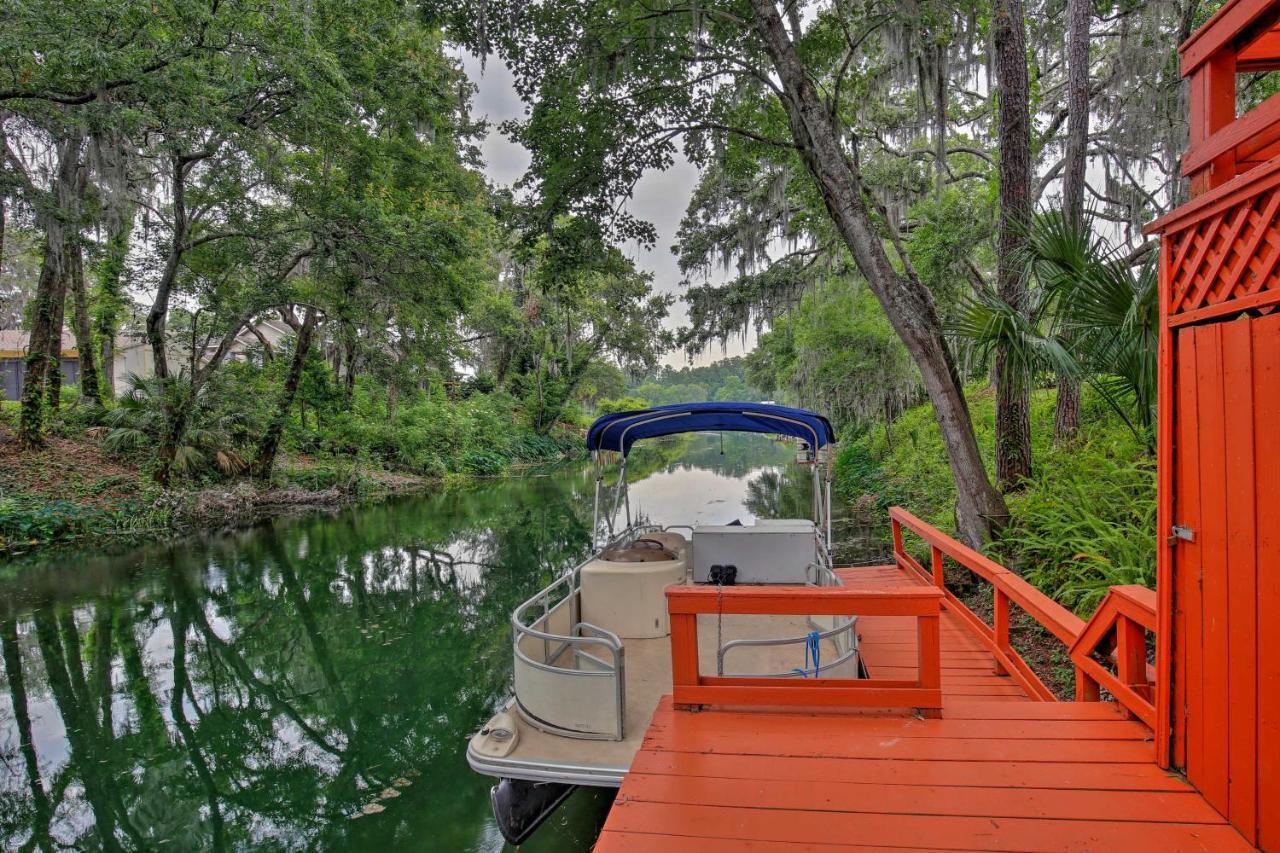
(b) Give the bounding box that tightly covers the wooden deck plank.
[600,802,1252,852]
[595,563,1252,852]
[627,751,1192,791]
[615,773,1228,823]
[643,706,1153,741]
[595,831,932,852]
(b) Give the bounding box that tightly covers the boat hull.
[489,777,575,845]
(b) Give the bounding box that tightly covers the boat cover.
[586,401,836,456]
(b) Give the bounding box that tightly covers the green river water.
[0,434,884,851]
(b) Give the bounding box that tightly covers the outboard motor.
[490,778,575,845]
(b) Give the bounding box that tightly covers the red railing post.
[669,612,701,710]
[930,545,944,589]
[1074,665,1101,702]
[891,517,904,563]
[992,588,1010,676]
[918,610,942,718]
[1115,613,1149,706]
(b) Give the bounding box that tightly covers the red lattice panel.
[1167,185,1280,317]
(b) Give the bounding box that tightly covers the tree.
[1053,0,1092,443]
[16,132,84,445]
[993,0,1034,489]
[474,218,672,431]
[456,0,1009,543]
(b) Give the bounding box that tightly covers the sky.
[459,53,751,368]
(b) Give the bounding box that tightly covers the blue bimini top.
[586,401,836,457]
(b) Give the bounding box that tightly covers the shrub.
[597,396,650,415]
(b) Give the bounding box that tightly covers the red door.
[1172,312,1280,847]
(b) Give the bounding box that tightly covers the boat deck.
[595,564,1252,851]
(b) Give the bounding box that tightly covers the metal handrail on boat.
[509,527,653,742]
[715,563,859,677]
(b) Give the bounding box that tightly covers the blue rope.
[790,631,824,678]
[804,630,821,678]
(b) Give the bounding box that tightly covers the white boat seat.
[581,533,688,639]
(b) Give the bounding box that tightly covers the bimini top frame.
[587,401,835,456]
[587,402,838,552]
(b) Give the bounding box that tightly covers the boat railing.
[716,563,859,677]
[511,551,628,741]
[510,525,663,742]
[889,506,1159,724]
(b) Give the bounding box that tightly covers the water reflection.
[0,434,885,851]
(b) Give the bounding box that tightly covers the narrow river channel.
[0,434,886,850]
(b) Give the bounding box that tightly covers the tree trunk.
[994,0,1034,490]
[934,41,948,201]
[91,125,134,398]
[153,399,192,487]
[343,333,356,398]
[20,134,83,446]
[148,153,192,382]
[254,307,317,479]
[69,239,102,406]
[95,222,132,398]
[43,261,68,412]
[748,0,1008,545]
[1054,0,1091,444]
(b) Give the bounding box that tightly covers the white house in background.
[0,320,295,401]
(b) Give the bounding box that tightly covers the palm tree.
[951,210,1158,448]
[95,373,249,479]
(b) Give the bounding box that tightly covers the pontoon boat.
[466,402,858,844]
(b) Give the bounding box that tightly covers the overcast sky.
[460,53,750,368]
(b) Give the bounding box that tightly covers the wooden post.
[891,517,904,562]
[670,612,701,709]
[1116,614,1148,696]
[918,611,942,718]
[930,545,945,588]
[1187,51,1237,195]
[1074,665,1101,702]
[993,588,1010,676]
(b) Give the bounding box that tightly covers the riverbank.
[0,420,582,557]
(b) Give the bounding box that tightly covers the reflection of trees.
[1,616,52,852]
[0,464,600,850]
[744,464,817,520]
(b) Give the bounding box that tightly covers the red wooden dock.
[594,2,1280,846]
[596,557,1251,852]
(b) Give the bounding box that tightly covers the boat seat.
[581,533,688,639]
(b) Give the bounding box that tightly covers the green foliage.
[747,278,919,432]
[596,396,651,415]
[0,494,160,553]
[1002,453,1156,615]
[834,386,1155,612]
[631,356,764,406]
[101,374,251,480]
[0,496,108,551]
[951,211,1159,445]
[316,380,580,477]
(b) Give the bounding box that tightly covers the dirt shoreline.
[0,427,506,558]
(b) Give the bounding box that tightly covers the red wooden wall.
[1147,1,1280,847]
[1169,316,1279,846]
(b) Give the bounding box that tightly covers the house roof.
[0,329,78,358]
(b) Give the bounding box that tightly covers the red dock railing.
[666,584,944,715]
[889,507,1158,726]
